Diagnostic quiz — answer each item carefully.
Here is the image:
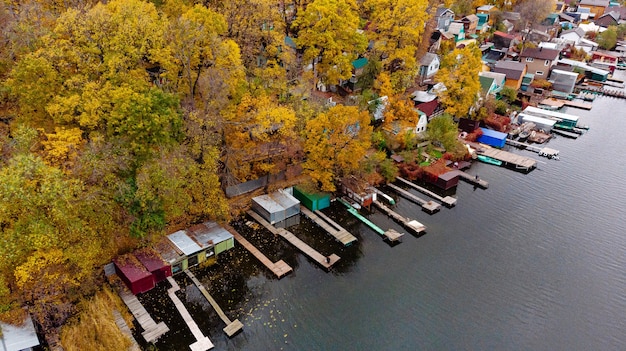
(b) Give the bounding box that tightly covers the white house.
[415,112,428,134]
[419,53,440,83]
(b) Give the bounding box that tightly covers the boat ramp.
[373,200,426,235]
[337,198,404,242]
[396,177,457,207]
[247,210,340,269]
[386,183,441,214]
[184,270,244,337]
[299,205,357,246]
[166,277,214,351]
[224,225,292,279]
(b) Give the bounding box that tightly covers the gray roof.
[0,316,40,351]
[252,190,300,215]
[560,27,586,38]
[462,14,479,22]
[435,7,454,17]
[493,61,527,80]
[420,53,439,66]
[520,47,560,60]
[579,0,610,6]
[598,11,620,21]
[448,22,465,35]
[188,221,233,246]
[168,230,203,256]
[477,5,497,11]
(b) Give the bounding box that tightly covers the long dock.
[505,139,560,159]
[224,225,292,279]
[479,147,537,171]
[396,177,456,207]
[166,277,214,351]
[118,289,169,343]
[299,206,357,246]
[540,98,592,110]
[455,170,489,188]
[373,201,426,234]
[337,198,404,242]
[247,210,340,269]
[184,270,244,337]
[113,309,141,351]
[387,183,441,214]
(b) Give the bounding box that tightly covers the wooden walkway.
[113,310,141,351]
[387,184,441,213]
[540,98,592,110]
[300,206,357,246]
[455,170,489,188]
[184,270,244,337]
[373,201,426,234]
[224,225,292,279]
[166,277,214,351]
[247,210,340,270]
[479,147,537,171]
[396,177,456,207]
[337,198,404,242]
[118,289,169,343]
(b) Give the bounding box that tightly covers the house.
[252,189,301,227]
[435,7,455,31]
[187,221,235,256]
[369,95,388,122]
[523,106,580,128]
[479,71,506,93]
[493,61,528,89]
[435,171,460,190]
[477,128,507,148]
[479,75,498,96]
[419,53,440,83]
[519,47,560,80]
[558,57,610,81]
[412,90,443,119]
[578,0,611,18]
[476,13,490,32]
[549,69,580,93]
[461,15,479,36]
[595,11,620,27]
[493,31,517,50]
[590,50,618,72]
[447,22,466,42]
[293,186,330,211]
[518,113,558,131]
[560,27,586,45]
[415,112,428,134]
[482,48,506,64]
[0,315,41,351]
[606,5,626,22]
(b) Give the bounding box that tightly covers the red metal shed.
[113,254,155,295]
[436,171,460,190]
[134,248,172,283]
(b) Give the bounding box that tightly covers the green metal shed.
[293,186,331,211]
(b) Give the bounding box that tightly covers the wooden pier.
[540,98,593,110]
[552,129,579,139]
[118,289,169,343]
[337,198,404,242]
[578,86,626,99]
[225,225,292,279]
[166,277,214,351]
[184,270,244,337]
[479,147,537,171]
[299,206,357,246]
[387,183,441,214]
[373,201,426,234]
[247,210,340,269]
[455,170,489,188]
[396,177,457,207]
[113,309,141,351]
[506,139,560,160]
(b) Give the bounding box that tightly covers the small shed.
[0,315,40,351]
[459,117,480,133]
[293,186,331,211]
[113,253,155,295]
[188,221,234,255]
[252,190,301,225]
[477,128,507,148]
[518,114,557,131]
[166,229,216,272]
[436,171,460,190]
[134,248,172,283]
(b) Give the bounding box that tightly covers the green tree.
[597,26,618,50]
[435,45,482,117]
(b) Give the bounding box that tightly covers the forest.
[0,0,496,347]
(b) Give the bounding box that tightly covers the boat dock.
[505,139,560,159]
[372,188,395,205]
[299,206,357,246]
[247,210,340,269]
[396,177,456,207]
[479,147,537,171]
[337,198,404,242]
[373,200,426,234]
[225,225,292,279]
[113,310,141,351]
[166,277,214,351]
[387,183,441,214]
[552,129,579,139]
[118,289,169,343]
[455,170,489,188]
[578,86,626,99]
[540,98,592,110]
[184,270,244,337]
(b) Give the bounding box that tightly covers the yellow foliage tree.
[303,105,373,191]
[435,44,482,117]
[40,127,84,171]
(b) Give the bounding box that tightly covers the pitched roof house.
[493,61,528,89]
[519,47,561,80]
[435,7,455,31]
[461,14,479,36]
[578,0,611,18]
[595,11,620,27]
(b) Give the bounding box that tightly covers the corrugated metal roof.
[167,230,202,256]
[480,127,508,139]
[252,194,284,215]
[518,114,558,126]
[0,316,40,351]
[272,190,300,211]
[189,221,233,245]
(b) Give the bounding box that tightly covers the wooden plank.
[167,277,214,350]
[456,170,489,189]
[113,310,141,351]
[118,289,169,343]
[300,206,357,246]
[373,201,426,235]
[225,225,292,279]
[396,177,457,207]
[387,184,441,213]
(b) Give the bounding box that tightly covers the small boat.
[518,130,530,142]
[477,155,503,166]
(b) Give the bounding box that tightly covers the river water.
[140,71,626,351]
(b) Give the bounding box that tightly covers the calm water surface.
[142,71,626,351]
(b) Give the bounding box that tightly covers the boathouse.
[252,189,301,226]
[134,247,172,283]
[518,113,557,131]
[436,171,460,190]
[522,106,580,128]
[477,128,507,148]
[293,186,331,211]
[0,315,41,351]
[188,221,234,255]
[156,229,216,275]
[113,253,155,295]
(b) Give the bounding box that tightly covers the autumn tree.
[435,44,482,118]
[597,26,618,50]
[515,0,555,30]
[362,0,430,91]
[302,105,373,191]
[293,0,367,86]
[426,113,466,157]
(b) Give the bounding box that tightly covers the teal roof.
[352,57,368,69]
[284,36,296,49]
[479,76,496,93]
